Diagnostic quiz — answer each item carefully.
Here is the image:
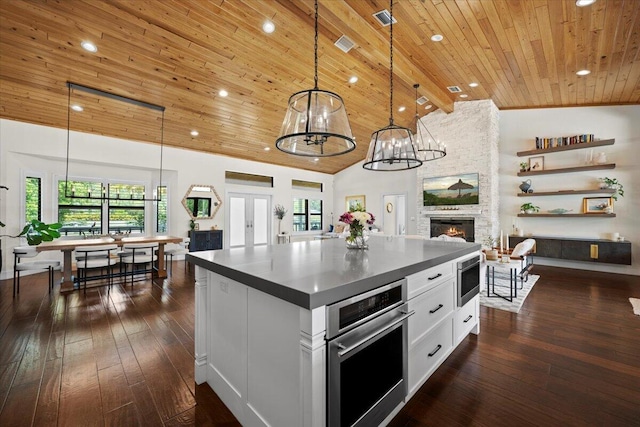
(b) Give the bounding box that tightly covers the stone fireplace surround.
[416,100,500,244]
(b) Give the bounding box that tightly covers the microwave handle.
[337,310,415,358]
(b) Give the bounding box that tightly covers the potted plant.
[483,235,498,260]
[519,161,529,172]
[1,219,62,245]
[273,204,287,235]
[520,202,540,214]
[598,177,624,201]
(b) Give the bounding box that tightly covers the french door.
[227,193,270,248]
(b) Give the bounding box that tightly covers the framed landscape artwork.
[583,197,613,213]
[423,173,479,206]
[345,195,366,211]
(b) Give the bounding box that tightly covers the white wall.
[500,105,640,276]
[0,119,333,277]
[334,160,417,235]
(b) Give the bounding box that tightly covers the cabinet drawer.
[454,296,478,345]
[408,279,455,347]
[406,262,454,299]
[408,318,453,395]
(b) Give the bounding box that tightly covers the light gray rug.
[479,273,540,313]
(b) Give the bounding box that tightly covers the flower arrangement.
[339,203,375,248]
[273,204,287,220]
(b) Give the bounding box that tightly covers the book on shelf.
[535,134,595,149]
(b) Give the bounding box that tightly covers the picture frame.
[345,195,366,211]
[583,197,613,214]
[529,156,544,171]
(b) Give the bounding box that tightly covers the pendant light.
[363,0,422,171]
[412,83,446,161]
[275,0,356,157]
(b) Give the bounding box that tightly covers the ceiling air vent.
[416,96,429,105]
[334,35,355,53]
[447,86,462,93]
[372,9,397,27]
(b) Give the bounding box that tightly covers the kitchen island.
[187,237,480,427]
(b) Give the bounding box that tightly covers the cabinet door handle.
[429,304,444,314]
[428,344,442,357]
[428,273,442,280]
[463,315,473,323]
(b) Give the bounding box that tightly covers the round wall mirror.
[181,184,222,220]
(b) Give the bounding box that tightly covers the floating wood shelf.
[517,213,616,218]
[517,163,615,176]
[517,138,615,157]
[517,189,616,197]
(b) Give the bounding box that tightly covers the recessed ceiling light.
[469,82,479,88]
[576,0,596,6]
[81,41,97,52]
[431,34,443,42]
[190,130,199,137]
[348,76,358,84]
[424,105,433,110]
[576,69,591,76]
[264,147,270,151]
[219,89,228,97]
[313,157,319,162]
[398,105,406,112]
[459,94,468,98]
[71,105,83,112]
[262,21,275,33]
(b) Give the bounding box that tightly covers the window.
[58,180,103,235]
[57,180,150,236]
[107,184,145,233]
[293,198,323,231]
[25,176,41,222]
[156,186,167,233]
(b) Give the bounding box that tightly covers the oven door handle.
[337,310,415,358]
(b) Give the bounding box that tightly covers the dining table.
[37,235,183,293]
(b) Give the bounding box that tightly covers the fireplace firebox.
[430,218,475,242]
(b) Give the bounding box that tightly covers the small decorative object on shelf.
[519,162,529,172]
[598,177,624,200]
[339,203,375,250]
[520,203,540,214]
[547,208,572,214]
[519,179,532,193]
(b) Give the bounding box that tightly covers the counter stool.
[13,246,61,296]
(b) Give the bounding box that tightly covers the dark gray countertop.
[187,236,480,309]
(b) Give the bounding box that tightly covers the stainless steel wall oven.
[326,279,414,427]
[457,254,480,306]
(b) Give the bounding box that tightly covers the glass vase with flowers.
[339,203,375,249]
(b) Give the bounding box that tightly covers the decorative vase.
[346,229,369,249]
[519,179,532,193]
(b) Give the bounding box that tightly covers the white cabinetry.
[405,254,480,398]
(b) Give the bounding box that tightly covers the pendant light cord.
[314,0,319,90]
[389,0,394,125]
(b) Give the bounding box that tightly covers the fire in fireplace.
[430,218,475,242]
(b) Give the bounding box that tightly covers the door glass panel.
[229,196,246,247]
[253,198,268,245]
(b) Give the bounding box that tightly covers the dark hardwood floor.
[1,263,639,426]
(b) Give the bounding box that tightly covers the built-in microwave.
[457,255,480,306]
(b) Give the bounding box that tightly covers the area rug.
[479,274,540,313]
[629,298,640,316]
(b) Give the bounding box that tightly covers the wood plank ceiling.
[1,0,638,174]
